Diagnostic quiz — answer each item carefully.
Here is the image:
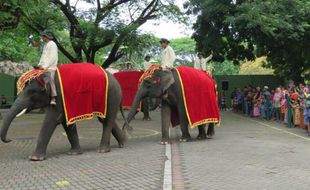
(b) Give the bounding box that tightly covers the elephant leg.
[98,119,113,153]
[207,123,215,138]
[112,122,126,148]
[62,122,82,155]
[142,98,151,121]
[30,108,60,161]
[197,124,207,140]
[160,102,171,145]
[179,114,191,142]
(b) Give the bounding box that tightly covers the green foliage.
[1,0,185,68]
[185,0,255,64]
[0,25,39,64]
[186,0,310,81]
[0,23,72,65]
[170,37,196,66]
[230,0,310,81]
[212,60,239,75]
[0,0,46,30]
[239,57,274,75]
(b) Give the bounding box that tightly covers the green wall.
[0,74,17,105]
[213,75,285,107]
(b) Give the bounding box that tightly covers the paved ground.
[0,110,310,190]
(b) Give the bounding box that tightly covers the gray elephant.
[126,69,216,144]
[0,71,126,161]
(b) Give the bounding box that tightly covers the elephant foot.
[206,135,213,139]
[97,146,111,153]
[142,117,152,121]
[207,125,215,137]
[180,136,192,142]
[160,139,169,145]
[118,142,124,148]
[67,148,83,155]
[29,153,46,161]
[197,134,207,140]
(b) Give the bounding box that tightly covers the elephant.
[0,71,127,161]
[126,69,215,144]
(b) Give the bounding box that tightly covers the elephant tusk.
[16,108,27,118]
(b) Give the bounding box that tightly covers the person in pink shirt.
[273,87,282,121]
[280,90,287,121]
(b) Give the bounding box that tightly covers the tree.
[0,0,44,30]
[185,0,310,81]
[212,60,239,75]
[0,0,21,30]
[2,0,184,68]
[184,0,255,64]
[239,57,274,75]
[170,37,196,66]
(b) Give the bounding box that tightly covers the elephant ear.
[155,69,175,92]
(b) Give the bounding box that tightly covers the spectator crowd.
[229,84,310,136]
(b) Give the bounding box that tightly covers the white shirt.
[194,58,207,71]
[38,40,58,71]
[206,64,214,76]
[194,54,213,71]
[144,61,151,70]
[161,45,176,70]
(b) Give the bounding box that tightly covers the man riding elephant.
[35,30,58,106]
[159,38,176,70]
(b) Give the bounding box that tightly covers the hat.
[159,38,170,44]
[40,30,53,39]
[264,86,269,89]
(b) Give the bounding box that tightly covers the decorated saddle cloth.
[17,69,45,94]
[57,63,108,125]
[113,71,143,110]
[175,66,220,128]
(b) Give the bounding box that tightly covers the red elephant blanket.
[176,66,220,128]
[57,63,108,125]
[114,71,143,110]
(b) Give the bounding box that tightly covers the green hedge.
[0,74,17,105]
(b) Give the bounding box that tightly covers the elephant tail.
[120,102,132,131]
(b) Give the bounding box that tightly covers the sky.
[139,0,195,39]
[74,0,195,39]
[139,17,194,39]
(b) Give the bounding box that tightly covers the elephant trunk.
[149,98,161,111]
[0,95,28,143]
[126,89,145,125]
